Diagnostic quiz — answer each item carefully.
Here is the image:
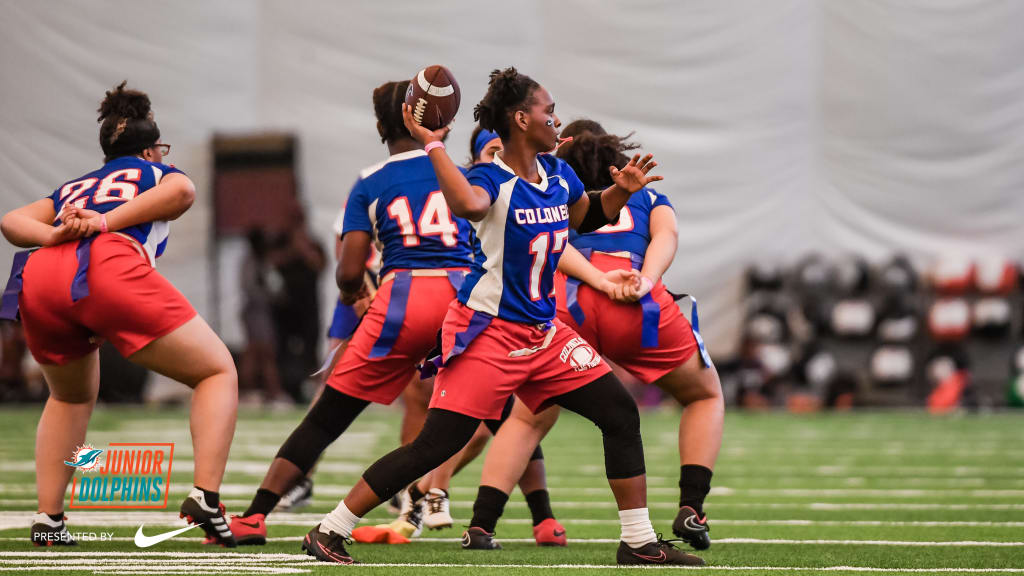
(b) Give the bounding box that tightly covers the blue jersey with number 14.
[48,156,185,264]
[342,150,474,277]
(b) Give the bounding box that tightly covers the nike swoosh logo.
[683,516,708,532]
[633,550,667,563]
[237,519,262,529]
[134,523,203,548]
[552,530,565,537]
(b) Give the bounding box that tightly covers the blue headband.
[472,129,501,160]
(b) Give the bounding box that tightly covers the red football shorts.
[19,233,196,365]
[555,252,698,384]
[327,273,460,405]
[430,301,612,420]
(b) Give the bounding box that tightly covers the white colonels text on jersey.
[514,205,569,226]
[560,337,602,372]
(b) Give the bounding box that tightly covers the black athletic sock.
[470,485,509,533]
[679,464,713,516]
[524,489,554,526]
[408,485,426,503]
[46,512,64,523]
[197,487,220,510]
[245,488,280,517]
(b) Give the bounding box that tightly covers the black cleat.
[30,513,76,547]
[276,477,314,511]
[672,505,711,550]
[302,524,355,564]
[617,536,705,566]
[180,488,237,548]
[461,526,502,550]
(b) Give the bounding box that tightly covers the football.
[405,64,461,130]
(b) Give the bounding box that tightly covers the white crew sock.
[618,507,657,548]
[320,501,360,537]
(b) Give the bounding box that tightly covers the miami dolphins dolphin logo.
[64,445,103,471]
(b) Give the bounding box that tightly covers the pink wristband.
[100,214,108,234]
[424,141,445,154]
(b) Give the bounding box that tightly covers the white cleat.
[423,488,453,530]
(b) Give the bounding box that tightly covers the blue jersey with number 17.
[342,150,474,277]
[459,153,585,324]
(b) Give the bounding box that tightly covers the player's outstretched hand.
[598,269,642,303]
[609,154,663,194]
[402,103,451,146]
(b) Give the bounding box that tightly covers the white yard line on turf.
[2,537,1022,546]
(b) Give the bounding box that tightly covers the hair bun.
[97,81,152,122]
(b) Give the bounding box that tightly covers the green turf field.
[1,405,1022,574]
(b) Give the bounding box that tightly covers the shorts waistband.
[380,268,468,285]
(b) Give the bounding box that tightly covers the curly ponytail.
[97,81,160,162]
[556,119,640,190]
[473,67,539,140]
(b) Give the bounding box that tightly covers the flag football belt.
[370,268,468,359]
[418,308,557,379]
[0,248,34,321]
[564,247,710,367]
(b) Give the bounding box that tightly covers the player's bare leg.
[654,351,723,549]
[130,315,238,490]
[479,401,558,493]
[129,315,239,547]
[36,351,100,515]
[656,352,724,470]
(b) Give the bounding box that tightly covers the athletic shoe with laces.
[461,526,501,550]
[616,535,705,566]
[275,477,314,511]
[302,524,355,564]
[422,488,453,530]
[179,488,237,548]
[30,512,76,546]
[228,513,267,545]
[671,505,710,550]
[532,517,567,546]
[392,486,424,538]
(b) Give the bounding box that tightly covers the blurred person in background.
[268,210,326,403]
[239,228,285,406]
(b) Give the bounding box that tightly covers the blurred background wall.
[2,0,1023,370]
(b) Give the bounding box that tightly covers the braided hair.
[473,67,540,140]
[97,81,160,162]
[556,119,640,190]
[372,80,412,144]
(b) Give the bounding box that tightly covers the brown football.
[405,65,461,130]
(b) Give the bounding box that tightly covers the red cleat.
[351,524,411,545]
[533,518,567,547]
[229,513,267,546]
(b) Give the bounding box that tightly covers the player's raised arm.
[401,103,491,221]
[568,153,662,233]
